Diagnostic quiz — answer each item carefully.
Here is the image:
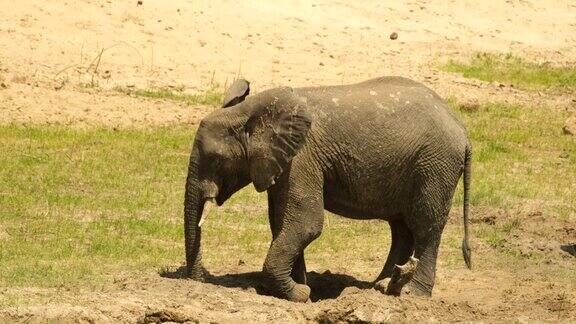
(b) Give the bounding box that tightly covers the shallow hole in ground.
[159,266,373,302]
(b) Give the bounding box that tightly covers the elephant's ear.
[244,88,312,192]
[222,79,250,108]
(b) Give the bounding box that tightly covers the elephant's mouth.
[215,178,238,206]
[216,190,232,206]
[198,187,232,227]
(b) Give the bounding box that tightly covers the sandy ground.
[1,0,575,323]
[1,0,575,126]
[0,267,574,323]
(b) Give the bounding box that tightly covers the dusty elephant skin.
[183,76,472,302]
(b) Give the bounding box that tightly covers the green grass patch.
[115,86,224,107]
[442,53,576,91]
[451,102,575,219]
[0,125,194,288]
[1,99,574,289]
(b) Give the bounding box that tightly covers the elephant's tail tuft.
[462,145,472,269]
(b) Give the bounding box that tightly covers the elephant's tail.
[462,145,472,269]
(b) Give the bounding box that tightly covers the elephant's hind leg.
[404,229,443,296]
[401,171,457,297]
[374,219,415,295]
[378,212,444,297]
[375,219,414,283]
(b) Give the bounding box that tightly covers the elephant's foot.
[285,283,311,303]
[374,256,419,296]
[404,277,433,297]
[260,270,310,302]
[292,271,307,286]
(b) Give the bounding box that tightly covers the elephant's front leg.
[263,167,324,302]
[268,192,308,286]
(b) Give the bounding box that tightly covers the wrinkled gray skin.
[184,77,472,302]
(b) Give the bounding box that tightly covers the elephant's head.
[184,79,313,279]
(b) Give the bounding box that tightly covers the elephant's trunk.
[184,155,207,280]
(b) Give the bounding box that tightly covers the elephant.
[183,76,472,302]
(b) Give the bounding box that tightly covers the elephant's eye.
[205,153,222,166]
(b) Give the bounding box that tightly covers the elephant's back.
[299,77,468,182]
[298,76,449,123]
[298,76,425,94]
[297,76,467,146]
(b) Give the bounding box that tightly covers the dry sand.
[1,0,575,126]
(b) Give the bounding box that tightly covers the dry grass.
[114,86,224,107]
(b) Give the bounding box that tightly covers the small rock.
[0,82,7,89]
[54,80,65,90]
[101,70,111,79]
[238,259,245,265]
[319,62,324,66]
[389,32,398,40]
[137,0,143,5]
[563,116,576,135]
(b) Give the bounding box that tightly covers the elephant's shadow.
[160,267,373,301]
